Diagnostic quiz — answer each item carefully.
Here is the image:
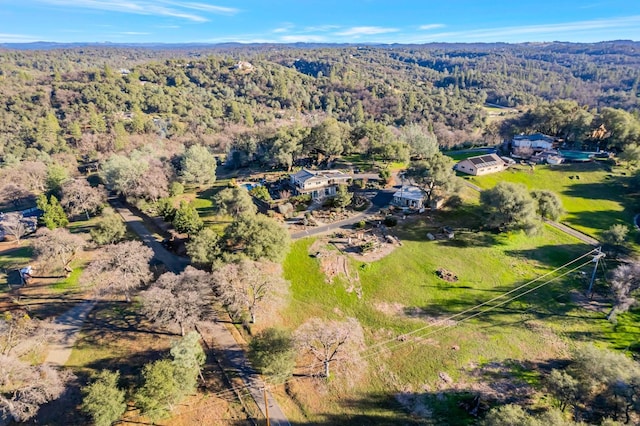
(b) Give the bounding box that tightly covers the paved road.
[116,203,290,426]
[111,199,190,272]
[45,300,97,365]
[463,181,599,246]
[543,219,599,246]
[291,189,395,240]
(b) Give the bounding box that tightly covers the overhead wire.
[169,249,599,418]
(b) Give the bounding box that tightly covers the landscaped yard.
[277,206,632,424]
[468,162,637,241]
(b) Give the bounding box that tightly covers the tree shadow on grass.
[80,301,176,344]
[409,274,596,325]
[503,244,595,269]
[565,209,635,238]
[561,174,631,203]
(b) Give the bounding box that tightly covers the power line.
[167,249,598,418]
[361,258,593,360]
[364,248,597,354]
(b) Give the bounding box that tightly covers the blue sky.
[1,0,639,44]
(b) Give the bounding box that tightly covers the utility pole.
[263,387,271,426]
[587,247,605,298]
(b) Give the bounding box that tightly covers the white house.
[392,186,425,209]
[289,169,351,199]
[454,153,509,176]
[512,133,555,151]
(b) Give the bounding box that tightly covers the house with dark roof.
[454,153,509,176]
[289,169,351,199]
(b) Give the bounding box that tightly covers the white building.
[289,169,351,199]
[392,186,425,209]
[512,133,555,151]
[454,153,509,176]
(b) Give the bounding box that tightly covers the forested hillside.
[0,41,639,166]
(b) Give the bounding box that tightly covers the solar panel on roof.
[470,157,484,165]
[480,155,496,163]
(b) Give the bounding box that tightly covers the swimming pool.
[557,150,595,162]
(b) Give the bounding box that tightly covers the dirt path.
[44,299,97,365]
[115,202,290,426]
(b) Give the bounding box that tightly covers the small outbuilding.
[454,153,509,176]
[392,185,425,209]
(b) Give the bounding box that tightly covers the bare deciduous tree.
[0,184,32,208]
[0,213,28,244]
[32,228,85,276]
[294,317,366,382]
[212,259,288,324]
[141,266,212,336]
[83,241,153,302]
[19,161,48,193]
[0,354,71,422]
[60,179,106,220]
[0,311,56,358]
[607,261,640,322]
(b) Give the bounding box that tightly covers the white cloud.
[419,24,445,31]
[413,15,640,42]
[335,26,398,37]
[303,24,339,32]
[280,34,326,43]
[36,0,239,22]
[169,2,239,15]
[273,23,294,33]
[0,33,40,42]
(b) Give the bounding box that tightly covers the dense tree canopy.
[480,182,539,233]
[224,214,290,263]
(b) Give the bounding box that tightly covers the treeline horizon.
[0,41,638,167]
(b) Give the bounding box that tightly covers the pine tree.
[81,370,127,426]
[37,194,69,229]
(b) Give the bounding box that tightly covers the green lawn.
[468,162,637,240]
[172,181,232,234]
[280,213,624,423]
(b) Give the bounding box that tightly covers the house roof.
[291,169,315,182]
[393,185,425,201]
[513,133,554,142]
[291,168,350,184]
[458,153,505,169]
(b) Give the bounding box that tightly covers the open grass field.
[278,205,635,424]
[468,162,638,242]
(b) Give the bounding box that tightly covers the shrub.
[172,202,203,235]
[156,198,176,222]
[91,208,126,245]
[169,181,184,197]
[250,185,272,202]
[355,220,366,229]
[360,241,375,253]
[248,328,295,383]
[383,216,398,227]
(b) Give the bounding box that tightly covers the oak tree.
[294,317,366,382]
[32,227,84,275]
[141,267,212,336]
[212,259,289,324]
[83,241,153,302]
